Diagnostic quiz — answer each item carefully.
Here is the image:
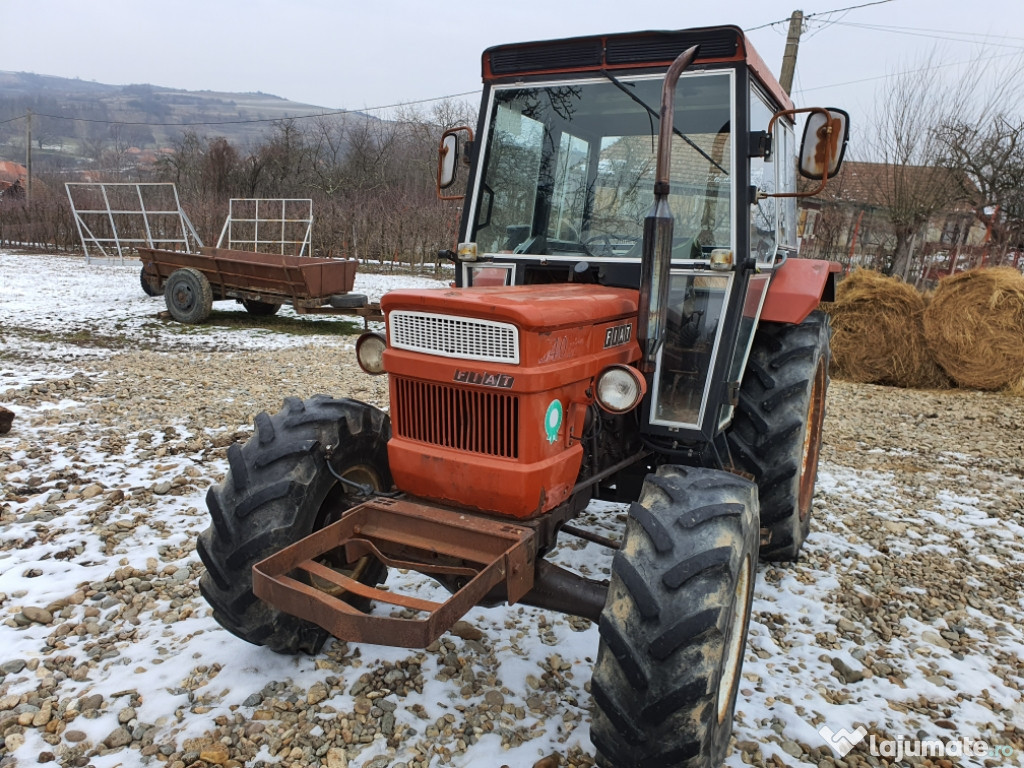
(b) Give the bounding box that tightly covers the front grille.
[390,311,519,364]
[394,377,519,459]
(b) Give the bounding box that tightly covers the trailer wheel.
[140,264,161,297]
[197,395,392,654]
[727,311,831,561]
[328,293,369,309]
[240,299,282,316]
[164,267,213,324]
[590,466,758,768]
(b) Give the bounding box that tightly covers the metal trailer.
[64,183,382,324]
[138,245,381,324]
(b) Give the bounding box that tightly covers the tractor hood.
[381,284,639,332]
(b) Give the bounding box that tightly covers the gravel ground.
[1,252,1023,768]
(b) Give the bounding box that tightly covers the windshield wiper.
[600,69,728,176]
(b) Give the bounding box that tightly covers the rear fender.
[760,258,840,324]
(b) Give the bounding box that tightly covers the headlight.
[710,248,734,271]
[356,333,387,374]
[457,242,478,262]
[595,365,646,413]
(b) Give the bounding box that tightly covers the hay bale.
[922,267,1024,391]
[825,269,949,388]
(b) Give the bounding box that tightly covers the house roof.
[810,160,975,213]
[0,160,27,183]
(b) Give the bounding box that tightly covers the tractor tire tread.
[726,312,831,561]
[591,466,759,768]
[197,395,391,654]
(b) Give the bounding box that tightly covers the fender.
[760,258,841,324]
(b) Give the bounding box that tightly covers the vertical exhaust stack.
[637,45,700,374]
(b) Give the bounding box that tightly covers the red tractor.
[198,25,848,768]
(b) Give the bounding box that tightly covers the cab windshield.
[470,71,734,261]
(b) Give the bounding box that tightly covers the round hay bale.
[825,269,949,388]
[922,266,1024,391]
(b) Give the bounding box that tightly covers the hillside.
[0,70,362,169]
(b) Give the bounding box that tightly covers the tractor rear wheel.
[197,395,392,654]
[164,267,213,324]
[590,466,759,768]
[727,311,831,561]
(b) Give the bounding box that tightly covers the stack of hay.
[922,266,1024,392]
[825,269,949,389]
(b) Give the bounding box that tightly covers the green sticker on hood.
[544,399,563,443]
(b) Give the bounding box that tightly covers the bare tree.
[862,55,958,275]
[860,49,1024,276]
[203,137,241,198]
[938,115,1024,262]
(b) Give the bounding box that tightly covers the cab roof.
[482,25,793,112]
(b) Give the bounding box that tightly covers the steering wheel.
[583,233,640,258]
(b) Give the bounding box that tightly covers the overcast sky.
[3,0,1022,131]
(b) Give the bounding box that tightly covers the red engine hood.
[381,284,639,331]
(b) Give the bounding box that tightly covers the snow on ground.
[0,251,447,371]
[1,250,1023,768]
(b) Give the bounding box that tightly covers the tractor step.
[252,497,536,648]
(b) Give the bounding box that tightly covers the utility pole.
[779,10,804,96]
[25,109,32,206]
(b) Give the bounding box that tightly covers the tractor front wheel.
[727,311,831,561]
[590,466,759,768]
[198,395,392,654]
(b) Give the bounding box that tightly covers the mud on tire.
[590,466,759,768]
[197,395,391,654]
[727,311,831,561]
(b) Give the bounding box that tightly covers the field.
[1,251,1022,768]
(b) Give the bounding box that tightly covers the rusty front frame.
[253,497,536,648]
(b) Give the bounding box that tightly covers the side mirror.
[798,108,849,180]
[764,107,850,198]
[437,126,474,201]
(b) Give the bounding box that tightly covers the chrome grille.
[393,377,519,459]
[390,311,519,364]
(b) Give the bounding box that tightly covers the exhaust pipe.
[636,45,700,374]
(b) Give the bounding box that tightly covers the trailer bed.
[139,246,381,324]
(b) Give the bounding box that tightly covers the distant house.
[0,160,27,183]
[0,160,28,200]
[797,161,994,281]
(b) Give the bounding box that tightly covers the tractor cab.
[439,25,847,442]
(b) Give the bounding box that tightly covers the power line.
[745,0,895,32]
[0,89,480,129]
[830,21,1024,44]
[826,20,1024,50]
[792,48,1024,95]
